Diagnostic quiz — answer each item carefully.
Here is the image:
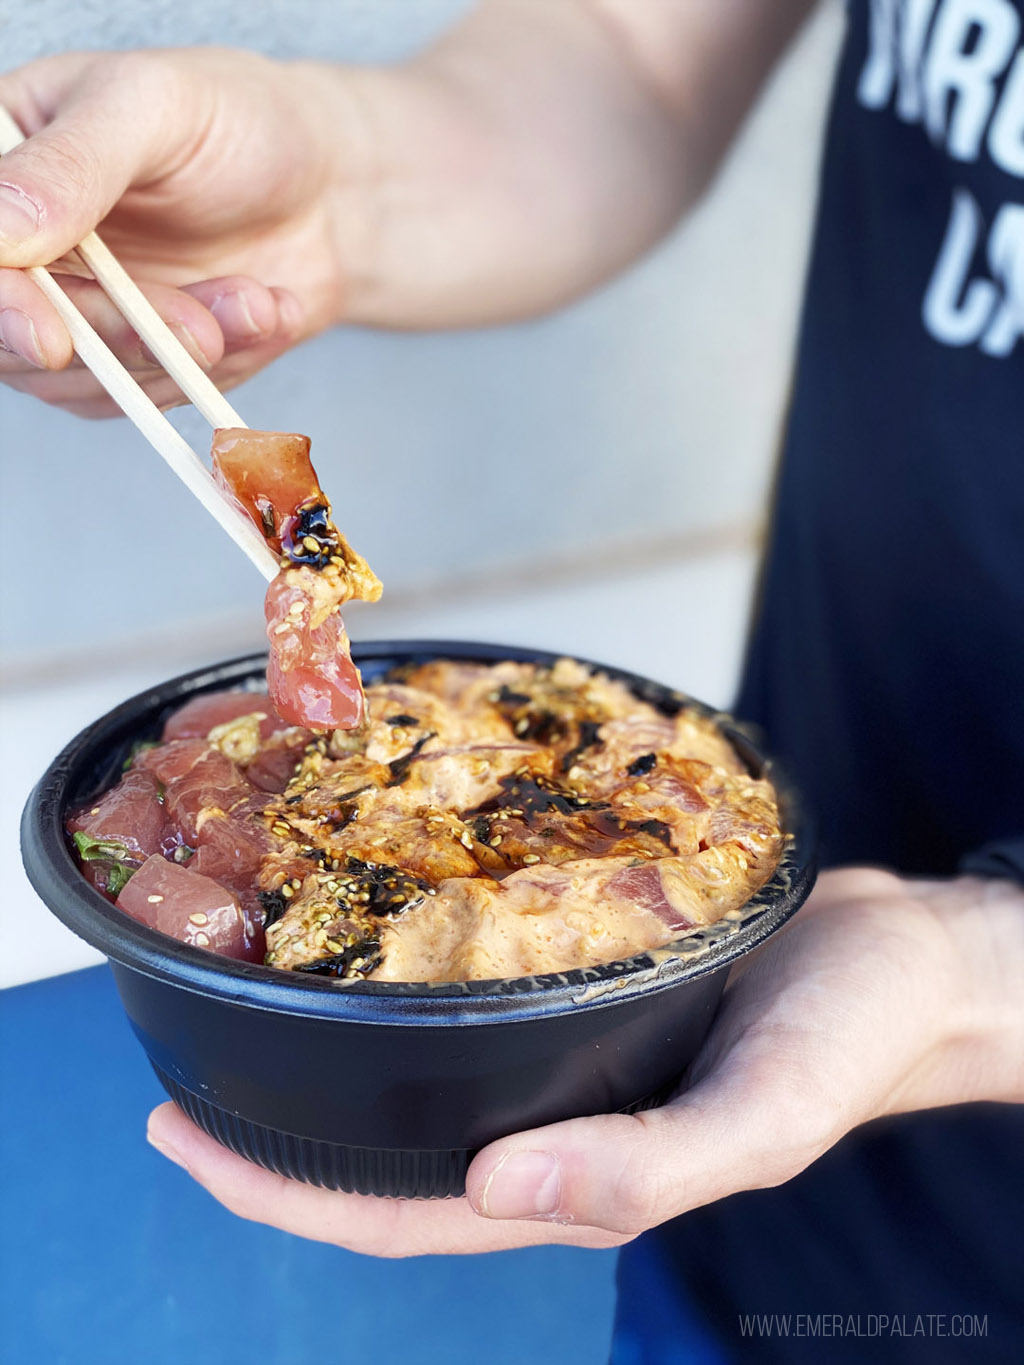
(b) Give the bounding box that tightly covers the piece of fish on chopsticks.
[211,428,382,731]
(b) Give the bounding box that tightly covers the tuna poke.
[210,427,381,731]
[66,657,785,983]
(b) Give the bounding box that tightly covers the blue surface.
[1,967,616,1365]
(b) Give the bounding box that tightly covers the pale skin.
[2,0,1022,1254]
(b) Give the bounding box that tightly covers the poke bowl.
[21,641,815,1198]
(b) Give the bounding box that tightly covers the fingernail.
[147,1127,190,1173]
[0,183,42,245]
[210,289,262,340]
[0,308,45,366]
[480,1151,561,1220]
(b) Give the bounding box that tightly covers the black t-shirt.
[618,2,1024,1360]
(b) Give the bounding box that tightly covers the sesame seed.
[188,912,208,925]
[325,939,344,953]
[303,536,320,553]
[281,884,294,899]
[147,895,164,904]
[459,831,474,849]
[194,932,210,947]
[522,854,541,865]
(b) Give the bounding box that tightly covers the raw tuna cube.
[117,855,256,960]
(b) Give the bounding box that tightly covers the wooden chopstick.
[0,104,278,580]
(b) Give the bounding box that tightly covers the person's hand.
[146,868,1024,1256]
[0,48,365,415]
[1,5,819,418]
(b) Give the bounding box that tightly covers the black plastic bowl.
[21,641,815,1198]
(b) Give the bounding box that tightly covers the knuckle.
[88,49,179,100]
[31,128,102,201]
[756,1078,847,1186]
[607,1139,666,1235]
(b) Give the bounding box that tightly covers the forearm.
[302,0,817,329]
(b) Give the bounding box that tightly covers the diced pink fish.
[246,742,306,793]
[162,690,291,742]
[117,854,258,960]
[265,571,363,731]
[192,812,270,903]
[139,743,253,842]
[137,738,210,783]
[67,769,171,861]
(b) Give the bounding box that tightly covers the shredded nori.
[386,733,435,786]
[626,752,657,777]
[387,714,419,728]
[295,936,383,978]
[343,856,433,915]
[472,771,607,821]
[473,816,492,844]
[330,784,372,804]
[628,817,673,845]
[280,501,339,569]
[560,720,603,773]
[257,889,289,928]
[496,686,531,706]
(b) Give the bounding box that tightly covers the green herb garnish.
[72,832,132,862]
[71,832,138,897]
[122,740,158,772]
[106,864,135,897]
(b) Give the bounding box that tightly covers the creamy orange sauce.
[256,659,784,983]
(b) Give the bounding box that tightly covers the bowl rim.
[21,640,816,1026]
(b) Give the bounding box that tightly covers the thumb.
[465,1066,837,1234]
[0,54,189,265]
